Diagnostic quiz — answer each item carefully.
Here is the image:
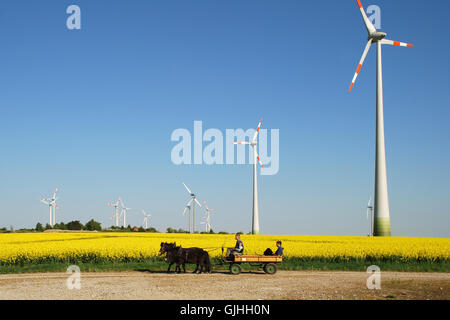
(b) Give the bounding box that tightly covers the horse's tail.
[204,251,211,273]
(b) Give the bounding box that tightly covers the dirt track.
[0,270,449,300]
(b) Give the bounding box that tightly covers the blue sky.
[0,0,449,237]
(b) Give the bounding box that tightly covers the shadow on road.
[134,268,267,275]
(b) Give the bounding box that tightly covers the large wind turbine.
[349,0,413,236]
[231,119,264,234]
[107,197,121,227]
[40,188,58,227]
[182,182,201,233]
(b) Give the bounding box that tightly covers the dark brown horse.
[158,242,184,273]
[159,242,211,273]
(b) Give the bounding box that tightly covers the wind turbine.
[142,210,151,229]
[366,197,374,236]
[40,188,58,227]
[182,182,201,233]
[119,198,131,228]
[348,0,413,236]
[231,119,264,234]
[182,203,192,233]
[201,200,215,233]
[107,197,121,227]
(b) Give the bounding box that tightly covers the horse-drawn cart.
[222,254,282,275]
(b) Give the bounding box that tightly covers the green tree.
[67,220,83,230]
[35,223,44,232]
[85,219,102,231]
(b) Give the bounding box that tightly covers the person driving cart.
[225,233,244,260]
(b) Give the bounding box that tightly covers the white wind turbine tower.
[231,119,264,234]
[182,182,202,233]
[201,200,215,233]
[142,210,151,229]
[182,203,192,233]
[366,196,374,236]
[349,0,413,236]
[119,198,131,227]
[107,197,121,227]
[40,188,59,227]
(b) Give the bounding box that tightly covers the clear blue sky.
[0,0,449,237]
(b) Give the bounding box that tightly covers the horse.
[159,242,211,274]
[158,242,184,273]
[177,246,211,274]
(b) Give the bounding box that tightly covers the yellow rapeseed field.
[0,233,449,265]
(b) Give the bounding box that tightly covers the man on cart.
[225,233,244,261]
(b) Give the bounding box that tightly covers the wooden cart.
[223,254,282,275]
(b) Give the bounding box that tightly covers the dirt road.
[0,270,448,300]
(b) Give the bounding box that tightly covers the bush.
[67,221,84,230]
[85,219,102,231]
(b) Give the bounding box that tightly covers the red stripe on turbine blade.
[356,64,362,74]
[257,156,263,168]
[407,43,413,47]
[393,41,400,46]
[357,0,363,8]
[348,83,354,93]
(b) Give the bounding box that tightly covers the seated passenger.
[274,241,283,256]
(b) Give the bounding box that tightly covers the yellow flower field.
[0,232,449,265]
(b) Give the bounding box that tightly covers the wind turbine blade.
[182,182,192,194]
[194,198,202,207]
[186,198,193,206]
[356,0,376,34]
[231,141,250,145]
[40,199,50,205]
[380,39,414,47]
[252,118,263,142]
[182,207,188,216]
[349,39,373,92]
[255,150,264,168]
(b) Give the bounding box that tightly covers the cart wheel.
[264,263,277,275]
[229,263,242,275]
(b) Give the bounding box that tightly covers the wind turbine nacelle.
[369,32,387,41]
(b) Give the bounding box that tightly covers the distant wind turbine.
[40,188,59,227]
[182,182,201,233]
